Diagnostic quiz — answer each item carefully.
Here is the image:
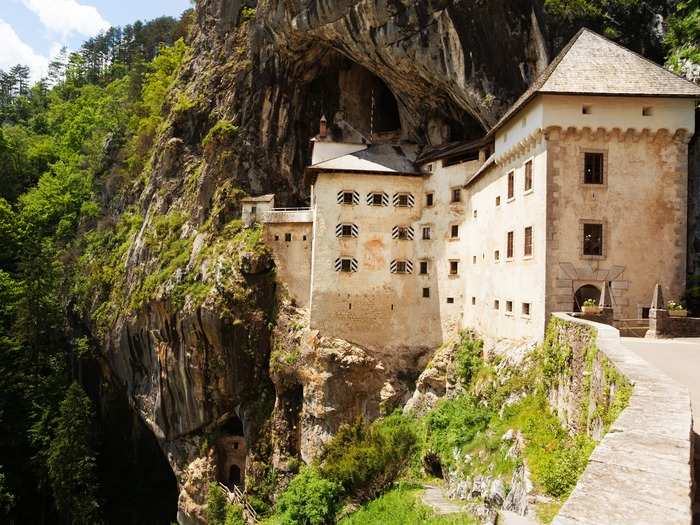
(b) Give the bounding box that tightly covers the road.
[622,337,700,523]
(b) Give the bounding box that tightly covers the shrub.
[277,467,341,525]
[224,503,245,525]
[319,413,417,501]
[455,333,484,386]
[207,483,227,525]
[203,119,239,148]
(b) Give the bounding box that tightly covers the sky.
[0,0,193,80]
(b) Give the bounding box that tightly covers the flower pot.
[582,306,600,315]
[669,310,687,317]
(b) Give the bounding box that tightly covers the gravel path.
[421,484,464,515]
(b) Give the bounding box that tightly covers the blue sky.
[0,0,193,80]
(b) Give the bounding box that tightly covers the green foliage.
[338,484,475,525]
[240,7,257,22]
[203,119,239,148]
[47,383,102,525]
[276,467,342,525]
[207,483,228,525]
[454,332,484,386]
[665,0,700,77]
[0,468,14,515]
[225,504,246,525]
[319,413,417,501]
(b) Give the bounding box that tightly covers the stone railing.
[260,208,313,224]
[551,313,693,525]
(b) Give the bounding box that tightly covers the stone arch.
[573,284,601,312]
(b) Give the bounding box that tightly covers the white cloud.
[21,0,110,39]
[0,19,50,81]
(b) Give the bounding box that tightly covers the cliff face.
[92,0,572,520]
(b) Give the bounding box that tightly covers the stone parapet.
[261,208,313,223]
[551,313,693,525]
[553,314,693,525]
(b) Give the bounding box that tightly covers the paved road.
[622,337,700,523]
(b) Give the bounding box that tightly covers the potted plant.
[581,298,600,315]
[667,301,688,317]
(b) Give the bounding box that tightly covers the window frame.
[506,231,514,260]
[422,225,431,240]
[450,187,462,204]
[505,300,513,315]
[449,260,459,276]
[582,150,606,186]
[581,220,605,259]
[370,193,384,206]
[284,233,292,242]
[524,159,533,193]
[342,191,355,205]
[524,226,533,258]
[507,171,515,200]
[450,224,459,239]
[422,287,430,298]
[426,192,434,207]
[522,302,531,318]
[419,261,429,275]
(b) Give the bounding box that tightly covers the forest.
[0,0,697,524]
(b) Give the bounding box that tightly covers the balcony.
[260,207,313,224]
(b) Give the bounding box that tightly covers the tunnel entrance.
[215,415,247,490]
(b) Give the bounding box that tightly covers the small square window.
[642,106,653,117]
[251,206,257,214]
[496,196,501,206]
[451,225,459,239]
[522,302,531,317]
[341,224,353,237]
[507,231,514,259]
[396,261,408,273]
[447,297,455,304]
[494,250,500,262]
[397,194,410,207]
[582,105,592,115]
[583,223,603,256]
[426,193,434,207]
[506,301,513,313]
[494,300,500,310]
[451,188,461,203]
[524,160,533,192]
[422,226,431,240]
[371,193,384,206]
[449,260,459,275]
[397,227,410,240]
[342,191,355,204]
[473,210,477,219]
[471,297,476,306]
[303,235,307,241]
[422,287,430,298]
[340,259,352,272]
[420,261,428,275]
[507,172,514,200]
[584,153,604,185]
[274,234,279,241]
[524,226,533,257]
[285,233,292,242]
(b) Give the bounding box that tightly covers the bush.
[455,333,484,386]
[207,483,227,525]
[277,467,341,525]
[224,503,245,525]
[319,413,417,501]
[203,119,239,148]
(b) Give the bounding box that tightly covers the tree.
[277,467,341,525]
[47,383,102,525]
[207,483,227,525]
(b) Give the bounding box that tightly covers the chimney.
[319,114,327,139]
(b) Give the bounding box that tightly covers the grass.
[338,484,476,525]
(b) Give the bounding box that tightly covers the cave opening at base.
[215,415,247,490]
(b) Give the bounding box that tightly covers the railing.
[218,482,258,523]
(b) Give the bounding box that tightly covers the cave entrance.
[573,284,601,312]
[215,415,247,490]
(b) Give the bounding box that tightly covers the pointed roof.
[488,28,700,137]
[306,143,421,176]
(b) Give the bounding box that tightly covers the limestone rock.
[504,464,534,516]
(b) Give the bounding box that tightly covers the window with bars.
[392,225,415,240]
[338,190,360,205]
[422,226,431,240]
[524,160,533,191]
[584,153,604,184]
[583,223,603,256]
[507,231,514,259]
[507,172,514,199]
[390,259,413,274]
[336,223,359,238]
[367,192,389,206]
[393,193,415,207]
[524,226,533,257]
[335,257,358,273]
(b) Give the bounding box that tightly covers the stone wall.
[667,316,700,338]
[550,313,693,525]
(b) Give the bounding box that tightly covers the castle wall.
[264,222,313,307]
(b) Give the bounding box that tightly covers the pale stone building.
[249,28,700,347]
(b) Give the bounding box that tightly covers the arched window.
[573,285,601,312]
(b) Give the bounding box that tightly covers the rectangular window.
[371,193,384,206]
[642,106,653,117]
[422,226,431,240]
[396,261,408,273]
[451,225,459,239]
[524,160,533,192]
[451,188,461,203]
[420,261,428,275]
[471,297,476,306]
[507,172,514,199]
[494,250,500,262]
[522,303,531,317]
[473,255,477,264]
[423,287,430,298]
[494,300,500,310]
[426,193,434,207]
[274,234,280,241]
[251,206,257,214]
[496,196,501,206]
[506,301,513,313]
[397,194,410,207]
[341,225,353,237]
[447,297,455,304]
[449,260,459,275]
[397,227,409,240]
[582,105,592,115]
[584,152,604,184]
[473,210,477,219]
[583,223,603,256]
[507,231,514,259]
[524,226,533,257]
[342,191,355,204]
[340,259,352,272]
[285,233,292,242]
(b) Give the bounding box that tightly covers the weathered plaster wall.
[463,140,548,341]
[550,314,693,525]
[263,222,313,306]
[544,125,690,319]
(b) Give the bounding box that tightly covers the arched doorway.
[228,464,241,489]
[574,284,601,312]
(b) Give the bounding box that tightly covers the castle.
[242,29,700,349]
